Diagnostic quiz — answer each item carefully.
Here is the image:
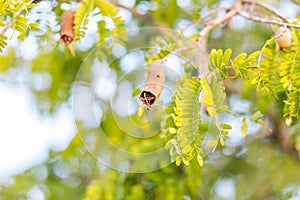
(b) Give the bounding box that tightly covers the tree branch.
[0,22,12,35]
[0,0,41,35]
[241,0,289,23]
[158,43,198,63]
[111,1,169,29]
[183,6,234,30]
[196,9,238,48]
[155,8,238,79]
[236,0,300,29]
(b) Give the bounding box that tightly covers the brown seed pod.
[140,60,166,107]
[275,26,291,49]
[60,11,75,44]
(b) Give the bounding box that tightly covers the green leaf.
[201,77,213,105]
[210,76,226,111]
[250,111,264,124]
[161,77,202,164]
[197,154,203,167]
[113,16,124,24]
[222,123,232,130]
[0,34,7,52]
[169,128,177,134]
[28,22,39,30]
[232,53,247,67]
[0,34,7,40]
[132,88,142,96]
[219,137,225,146]
[206,107,218,121]
[285,118,292,126]
[74,0,94,40]
[221,130,229,135]
[164,140,172,150]
[182,156,190,166]
[222,49,232,65]
[208,49,218,70]
[241,118,247,137]
[207,140,218,146]
[202,97,213,106]
[175,156,182,166]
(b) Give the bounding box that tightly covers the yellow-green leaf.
[182,156,189,166]
[222,123,232,130]
[222,48,232,65]
[175,156,182,166]
[207,140,218,146]
[219,137,225,146]
[132,88,142,96]
[197,154,203,167]
[285,118,292,126]
[241,118,247,137]
[169,128,177,134]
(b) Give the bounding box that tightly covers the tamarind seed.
[275,26,291,49]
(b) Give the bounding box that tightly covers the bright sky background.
[0,82,75,179]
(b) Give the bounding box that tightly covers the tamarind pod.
[140,61,166,107]
[275,26,291,49]
[60,11,75,44]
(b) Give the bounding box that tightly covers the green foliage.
[161,75,233,166]
[241,118,247,137]
[146,33,183,63]
[208,48,232,78]
[209,48,260,80]
[202,76,228,116]
[254,29,300,124]
[74,0,126,47]
[210,31,300,124]
[201,76,231,151]
[161,77,203,166]
[0,33,7,53]
[73,0,94,40]
[0,0,37,52]
[13,15,27,40]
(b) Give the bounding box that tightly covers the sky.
[0,82,75,179]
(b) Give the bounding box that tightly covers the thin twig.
[183,6,234,30]
[196,9,238,48]
[158,43,198,63]
[153,0,300,69]
[227,109,272,132]
[242,0,289,23]
[236,0,300,29]
[111,1,140,18]
[0,22,12,35]
[0,0,40,36]
[111,0,169,30]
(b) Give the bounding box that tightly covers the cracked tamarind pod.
[60,11,75,44]
[275,26,291,49]
[140,60,166,107]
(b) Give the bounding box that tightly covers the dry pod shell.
[140,60,166,107]
[60,11,75,44]
[275,26,291,49]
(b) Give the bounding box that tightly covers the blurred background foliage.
[0,0,300,199]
